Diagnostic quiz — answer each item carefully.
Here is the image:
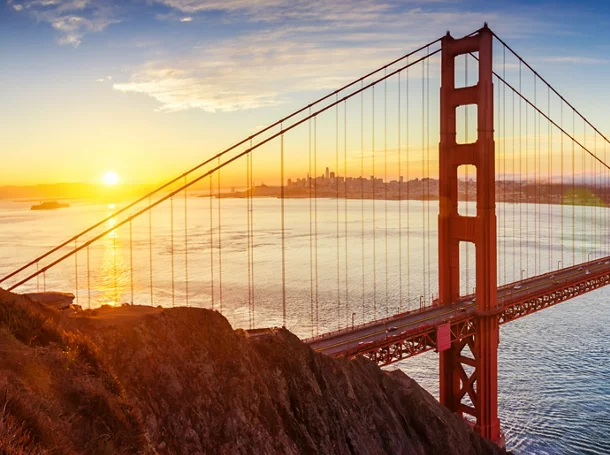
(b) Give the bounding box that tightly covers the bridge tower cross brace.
[438,25,501,442]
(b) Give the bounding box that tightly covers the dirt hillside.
[0,289,508,454]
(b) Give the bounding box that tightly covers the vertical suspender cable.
[604,141,610,256]
[533,74,541,275]
[314,116,319,334]
[592,131,600,259]
[372,85,377,319]
[336,96,341,328]
[525,82,529,278]
[308,113,314,335]
[384,71,389,316]
[572,110,575,265]
[171,196,175,307]
[533,75,537,275]
[548,86,552,271]
[406,61,410,309]
[602,141,608,256]
[593,129,596,259]
[593,132,596,258]
[465,55,469,294]
[398,71,402,312]
[361,82,365,321]
[87,247,91,308]
[217,158,222,312]
[583,122,586,262]
[130,219,134,304]
[494,76,502,283]
[561,101,564,268]
[511,91,517,282]
[281,127,286,328]
[519,62,523,279]
[113,225,117,304]
[503,47,507,284]
[426,50,431,302]
[246,153,252,329]
[209,176,215,310]
[344,101,349,326]
[74,239,79,306]
[184,176,189,307]
[149,196,153,305]
[421,57,427,302]
[250,142,255,325]
[538,80,542,271]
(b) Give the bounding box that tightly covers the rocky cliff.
[0,289,508,454]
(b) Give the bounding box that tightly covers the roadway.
[307,256,610,357]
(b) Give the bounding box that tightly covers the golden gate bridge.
[3,24,610,444]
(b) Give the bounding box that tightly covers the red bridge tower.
[438,25,501,442]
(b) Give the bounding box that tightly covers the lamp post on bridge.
[557,260,562,271]
[352,312,355,330]
[588,252,594,263]
[521,269,525,281]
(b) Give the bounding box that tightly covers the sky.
[2,0,610,187]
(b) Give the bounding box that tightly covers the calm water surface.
[0,197,608,454]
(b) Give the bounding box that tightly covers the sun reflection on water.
[97,212,127,306]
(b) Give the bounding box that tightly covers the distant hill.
[0,183,156,203]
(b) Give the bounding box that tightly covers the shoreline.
[204,192,610,208]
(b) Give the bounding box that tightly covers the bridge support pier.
[438,25,501,443]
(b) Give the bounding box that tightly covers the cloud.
[96,75,113,82]
[114,2,541,112]
[543,56,609,65]
[152,0,284,15]
[180,16,193,22]
[8,0,119,46]
[113,64,284,112]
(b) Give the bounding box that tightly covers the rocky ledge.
[0,289,509,454]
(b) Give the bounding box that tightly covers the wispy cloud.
[543,56,609,65]
[115,1,541,112]
[96,75,113,82]
[151,0,285,15]
[8,0,546,111]
[7,0,119,46]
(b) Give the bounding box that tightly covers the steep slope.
[0,289,508,454]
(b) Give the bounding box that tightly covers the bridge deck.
[305,257,610,365]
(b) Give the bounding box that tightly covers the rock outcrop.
[0,289,508,454]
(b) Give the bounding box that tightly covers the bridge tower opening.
[438,25,501,443]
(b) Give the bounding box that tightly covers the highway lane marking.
[313,262,610,354]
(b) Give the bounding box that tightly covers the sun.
[102,171,120,185]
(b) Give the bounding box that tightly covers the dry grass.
[0,290,148,454]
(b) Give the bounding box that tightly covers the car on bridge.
[358,341,374,348]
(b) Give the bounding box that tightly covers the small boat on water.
[31,201,70,210]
